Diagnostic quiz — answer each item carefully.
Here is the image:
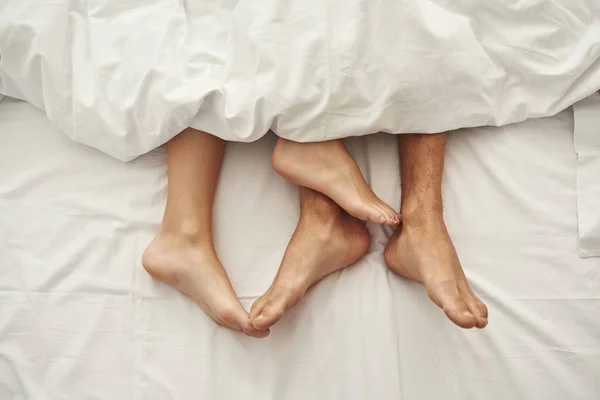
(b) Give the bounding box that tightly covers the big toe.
[250,293,270,319]
[459,282,488,328]
[244,293,272,338]
[443,298,478,329]
[242,320,271,339]
[428,281,478,329]
[212,301,251,331]
[251,290,291,331]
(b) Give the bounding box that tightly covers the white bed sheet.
[1,98,599,399]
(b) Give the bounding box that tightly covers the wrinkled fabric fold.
[573,92,600,257]
[1,0,599,160]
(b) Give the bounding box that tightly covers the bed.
[1,96,599,399]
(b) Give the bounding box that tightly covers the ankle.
[300,189,343,216]
[300,203,343,227]
[400,199,444,227]
[158,221,213,245]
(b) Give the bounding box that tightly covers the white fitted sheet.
[1,98,599,400]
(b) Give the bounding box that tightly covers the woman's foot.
[384,213,488,329]
[142,231,270,338]
[248,191,371,331]
[272,138,399,226]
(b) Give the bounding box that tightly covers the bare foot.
[272,138,399,226]
[384,215,488,329]
[142,232,269,338]
[248,198,370,331]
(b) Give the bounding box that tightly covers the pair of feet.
[142,139,488,337]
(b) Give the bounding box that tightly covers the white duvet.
[1,0,600,161]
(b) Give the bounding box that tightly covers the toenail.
[255,315,264,321]
[463,311,475,318]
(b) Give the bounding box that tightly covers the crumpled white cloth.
[573,92,600,257]
[1,0,600,161]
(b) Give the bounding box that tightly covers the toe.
[474,301,488,328]
[469,289,488,320]
[252,302,286,331]
[459,282,488,328]
[250,293,269,319]
[246,293,273,337]
[478,301,488,321]
[373,211,387,224]
[443,299,478,329]
[379,202,399,226]
[251,291,290,331]
[427,280,478,329]
[246,327,271,339]
[350,198,388,225]
[376,209,389,225]
[389,210,400,226]
[359,201,387,225]
[374,202,396,226]
[454,268,488,318]
[213,302,249,331]
[464,296,487,329]
[371,213,386,225]
[242,319,271,339]
[458,283,482,325]
[375,205,394,226]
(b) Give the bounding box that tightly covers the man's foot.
[384,214,488,329]
[142,231,270,338]
[248,194,371,331]
[272,138,399,226]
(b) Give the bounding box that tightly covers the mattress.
[1,98,599,399]
[1,0,600,160]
